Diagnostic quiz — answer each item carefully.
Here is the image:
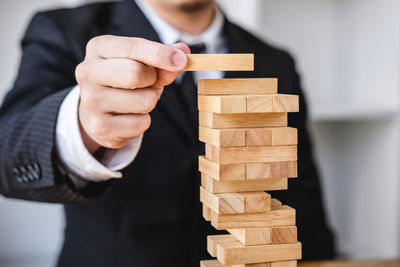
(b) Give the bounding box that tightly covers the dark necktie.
[179,43,206,132]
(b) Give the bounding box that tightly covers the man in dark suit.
[0,0,336,266]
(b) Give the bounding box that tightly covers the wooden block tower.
[185,54,302,267]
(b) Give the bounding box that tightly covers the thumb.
[153,42,190,88]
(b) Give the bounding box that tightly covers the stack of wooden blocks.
[187,54,302,267]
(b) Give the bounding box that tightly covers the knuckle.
[142,91,158,113]
[81,89,100,109]
[124,37,139,59]
[86,36,100,53]
[75,63,89,84]
[125,61,142,88]
[90,116,110,137]
[139,114,151,133]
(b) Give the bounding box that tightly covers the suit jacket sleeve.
[0,12,111,203]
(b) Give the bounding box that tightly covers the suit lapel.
[110,0,194,142]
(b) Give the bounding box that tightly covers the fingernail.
[172,51,186,68]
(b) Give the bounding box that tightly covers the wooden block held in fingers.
[201,174,288,193]
[207,234,238,257]
[198,95,247,113]
[199,127,246,147]
[203,204,212,221]
[246,127,297,146]
[198,78,278,95]
[273,95,299,113]
[185,54,254,71]
[206,145,297,164]
[246,161,298,179]
[210,205,296,230]
[216,239,302,265]
[271,226,298,244]
[228,228,271,246]
[271,261,297,267]
[199,111,287,129]
[199,156,246,181]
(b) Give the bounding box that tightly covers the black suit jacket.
[0,1,335,266]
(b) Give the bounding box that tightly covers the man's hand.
[75,35,189,154]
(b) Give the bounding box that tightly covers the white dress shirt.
[55,0,226,183]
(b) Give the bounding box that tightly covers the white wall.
[0,0,399,266]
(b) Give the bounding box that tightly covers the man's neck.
[144,0,216,35]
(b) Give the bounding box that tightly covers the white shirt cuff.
[55,85,143,182]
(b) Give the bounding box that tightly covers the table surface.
[299,259,400,267]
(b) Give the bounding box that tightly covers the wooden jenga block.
[185,54,254,71]
[246,127,297,146]
[201,187,272,214]
[271,261,297,267]
[199,111,287,128]
[205,144,297,164]
[199,127,246,147]
[201,174,288,193]
[216,239,302,265]
[271,226,298,244]
[198,95,298,114]
[199,156,246,181]
[210,205,296,230]
[200,259,276,267]
[207,234,238,257]
[272,95,299,113]
[271,199,282,207]
[203,204,212,221]
[247,95,299,113]
[198,78,277,95]
[198,95,247,114]
[199,127,297,147]
[227,228,271,246]
[199,156,296,181]
[246,161,298,179]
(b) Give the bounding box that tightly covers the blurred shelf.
[310,102,399,122]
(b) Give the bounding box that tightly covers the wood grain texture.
[216,239,301,265]
[203,204,212,221]
[210,205,296,230]
[198,95,247,113]
[185,54,254,71]
[227,228,271,246]
[271,261,297,267]
[198,78,277,95]
[197,94,298,114]
[271,226,298,244]
[199,156,246,181]
[201,259,298,267]
[201,174,288,193]
[199,111,287,129]
[246,161,298,180]
[199,127,297,147]
[201,187,271,214]
[207,234,238,257]
[206,144,297,164]
[199,156,296,180]
[246,127,298,146]
[199,127,246,147]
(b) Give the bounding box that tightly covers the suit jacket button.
[22,176,29,183]
[20,166,27,173]
[13,168,20,175]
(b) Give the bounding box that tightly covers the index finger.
[86,35,187,72]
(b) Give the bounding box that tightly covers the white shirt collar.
[135,0,225,54]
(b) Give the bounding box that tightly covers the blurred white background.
[0,0,399,266]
